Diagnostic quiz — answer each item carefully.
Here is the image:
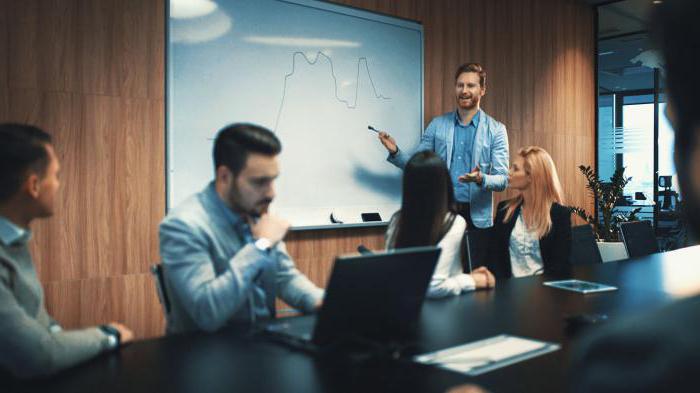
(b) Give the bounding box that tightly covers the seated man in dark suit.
[571,1,700,392]
[0,124,133,378]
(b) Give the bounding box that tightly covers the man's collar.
[455,109,481,127]
[0,215,31,247]
[203,182,246,228]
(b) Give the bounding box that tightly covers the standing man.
[159,123,323,334]
[378,63,509,267]
[0,124,133,379]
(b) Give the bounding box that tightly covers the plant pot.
[597,241,628,262]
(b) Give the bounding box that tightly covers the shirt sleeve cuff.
[478,173,489,188]
[456,274,476,291]
[298,288,324,312]
[231,244,273,281]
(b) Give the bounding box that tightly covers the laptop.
[263,246,441,349]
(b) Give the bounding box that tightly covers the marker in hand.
[373,125,398,154]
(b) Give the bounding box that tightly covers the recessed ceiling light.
[653,0,663,4]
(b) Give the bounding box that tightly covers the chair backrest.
[357,244,373,255]
[619,221,660,258]
[661,191,673,210]
[463,230,473,273]
[150,264,171,316]
[570,224,603,265]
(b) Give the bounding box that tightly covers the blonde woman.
[487,146,572,278]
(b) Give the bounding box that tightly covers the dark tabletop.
[8,246,700,393]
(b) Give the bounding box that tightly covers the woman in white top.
[488,146,572,278]
[385,151,495,298]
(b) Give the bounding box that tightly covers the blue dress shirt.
[387,109,509,228]
[0,216,31,247]
[450,110,480,203]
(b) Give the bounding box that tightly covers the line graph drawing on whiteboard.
[273,51,392,131]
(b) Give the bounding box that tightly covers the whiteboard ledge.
[290,221,389,231]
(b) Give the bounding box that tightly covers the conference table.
[8,246,700,393]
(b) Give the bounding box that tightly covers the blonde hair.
[503,146,564,239]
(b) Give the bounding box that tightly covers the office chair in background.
[619,221,660,258]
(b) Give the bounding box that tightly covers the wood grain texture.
[7,1,79,92]
[77,0,164,98]
[0,3,7,90]
[2,0,166,338]
[286,226,387,288]
[0,88,7,122]
[43,273,165,339]
[1,0,595,339]
[6,0,163,98]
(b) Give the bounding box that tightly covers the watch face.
[255,238,272,251]
[106,334,118,349]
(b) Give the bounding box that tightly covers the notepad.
[414,335,560,376]
[543,279,618,294]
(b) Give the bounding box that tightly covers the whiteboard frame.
[165,0,424,231]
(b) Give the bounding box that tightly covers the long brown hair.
[503,146,564,239]
[390,151,456,248]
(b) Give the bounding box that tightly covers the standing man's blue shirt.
[450,110,480,203]
[387,110,509,228]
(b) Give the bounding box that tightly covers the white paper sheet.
[415,335,560,376]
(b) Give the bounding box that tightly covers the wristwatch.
[99,325,121,350]
[254,237,273,252]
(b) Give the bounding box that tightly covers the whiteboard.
[167,0,424,229]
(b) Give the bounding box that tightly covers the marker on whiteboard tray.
[368,125,380,133]
[330,212,344,224]
[361,212,382,222]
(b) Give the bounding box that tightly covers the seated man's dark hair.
[0,123,53,202]
[213,123,281,176]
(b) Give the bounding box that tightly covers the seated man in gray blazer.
[0,124,133,379]
[159,123,323,334]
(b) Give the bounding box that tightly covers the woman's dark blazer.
[487,200,572,279]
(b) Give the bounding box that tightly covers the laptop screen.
[312,246,441,346]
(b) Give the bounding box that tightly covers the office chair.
[357,245,373,255]
[570,224,603,265]
[658,175,677,210]
[463,230,474,272]
[619,221,660,258]
[150,264,171,316]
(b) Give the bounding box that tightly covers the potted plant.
[570,165,641,261]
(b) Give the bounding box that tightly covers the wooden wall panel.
[43,274,164,339]
[78,0,163,98]
[287,226,387,288]
[0,89,7,120]
[6,1,79,92]
[2,0,167,339]
[0,3,7,89]
[1,0,595,339]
